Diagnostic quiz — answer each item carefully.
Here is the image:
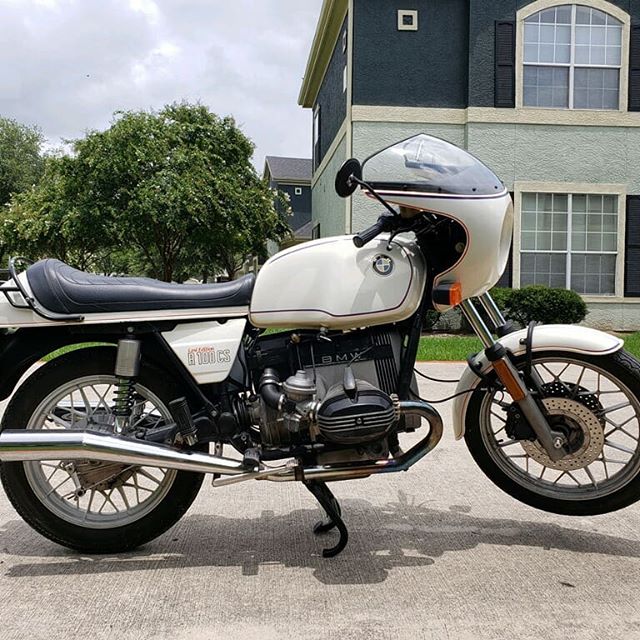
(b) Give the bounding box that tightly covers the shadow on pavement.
[1,490,639,584]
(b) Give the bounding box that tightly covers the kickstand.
[304,481,348,558]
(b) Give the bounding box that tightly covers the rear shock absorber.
[113,337,141,434]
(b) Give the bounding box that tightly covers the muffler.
[0,429,246,476]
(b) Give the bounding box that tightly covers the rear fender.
[451,324,624,440]
[0,327,118,401]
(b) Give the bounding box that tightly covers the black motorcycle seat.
[26,259,255,315]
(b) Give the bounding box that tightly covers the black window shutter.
[624,196,640,296]
[629,25,640,111]
[495,21,516,108]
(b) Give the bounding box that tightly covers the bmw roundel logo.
[373,254,394,276]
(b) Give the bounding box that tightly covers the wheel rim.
[479,356,640,501]
[23,375,177,529]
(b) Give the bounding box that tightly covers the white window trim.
[397,10,418,31]
[516,0,630,112]
[513,181,627,299]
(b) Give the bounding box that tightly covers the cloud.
[0,0,323,168]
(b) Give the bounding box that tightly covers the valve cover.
[317,380,397,445]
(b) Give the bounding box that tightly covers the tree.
[0,104,291,281]
[0,117,44,207]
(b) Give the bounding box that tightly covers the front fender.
[451,324,623,440]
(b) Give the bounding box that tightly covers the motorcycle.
[0,133,638,558]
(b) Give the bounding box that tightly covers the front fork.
[461,295,567,461]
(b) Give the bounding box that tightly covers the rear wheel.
[0,348,204,552]
[464,349,640,515]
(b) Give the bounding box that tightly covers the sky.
[0,0,324,170]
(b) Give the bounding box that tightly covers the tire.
[0,347,204,552]
[464,349,640,516]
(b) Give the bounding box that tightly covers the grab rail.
[1,257,84,322]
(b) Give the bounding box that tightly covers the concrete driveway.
[0,363,639,640]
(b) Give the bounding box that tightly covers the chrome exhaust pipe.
[0,429,246,476]
[267,399,443,483]
[0,400,442,482]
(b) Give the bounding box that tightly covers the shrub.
[488,287,513,314]
[505,285,587,326]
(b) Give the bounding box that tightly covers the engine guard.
[451,324,623,440]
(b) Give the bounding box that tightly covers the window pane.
[573,195,586,212]
[576,6,592,24]
[522,232,536,250]
[603,195,617,214]
[556,5,572,23]
[574,69,619,110]
[522,193,537,211]
[521,252,567,288]
[522,211,537,231]
[523,66,569,108]
[607,25,622,46]
[571,254,615,294]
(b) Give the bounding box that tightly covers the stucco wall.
[353,0,469,108]
[312,134,348,237]
[581,301,640,331]
[466,122,640,191]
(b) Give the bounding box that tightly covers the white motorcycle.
[1,134,638,557]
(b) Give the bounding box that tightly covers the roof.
[264,156,312,183]
[298,0,348,108]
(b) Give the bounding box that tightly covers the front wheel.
[464,349,640,515]
[0,347,205,552]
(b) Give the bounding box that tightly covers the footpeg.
[169,397,198,446]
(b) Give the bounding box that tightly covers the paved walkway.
[0,363,639,640]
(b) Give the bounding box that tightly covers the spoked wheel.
[1,348,204,552]
[465,349,640,515]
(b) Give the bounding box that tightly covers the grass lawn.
[417,332,640,362]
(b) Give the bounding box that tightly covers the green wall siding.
[312,134,348,237]
[466,123,640,191]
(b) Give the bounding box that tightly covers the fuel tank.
[249,235,426,330]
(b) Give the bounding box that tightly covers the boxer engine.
[243,329,420,461]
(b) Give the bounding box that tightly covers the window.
[294,187,302,196]
[312,105,321,170]
[523,4,623,109]
[520,192,618,295]
[397,10,418,31]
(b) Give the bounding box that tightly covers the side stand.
[304,481,348,558]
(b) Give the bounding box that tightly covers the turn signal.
[432,282,463,307]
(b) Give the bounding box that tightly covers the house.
[263,156,314,250]
[299,0,640,331]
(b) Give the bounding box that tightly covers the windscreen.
[361,134,504,196]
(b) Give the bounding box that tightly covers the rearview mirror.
[335,158,362,198]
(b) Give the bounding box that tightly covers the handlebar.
[352,213,397,248]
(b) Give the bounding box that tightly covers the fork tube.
[477,293,507,331]
[459,300,495,348]
[460,299,565,461]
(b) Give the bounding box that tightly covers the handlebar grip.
[353,220,385,248]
